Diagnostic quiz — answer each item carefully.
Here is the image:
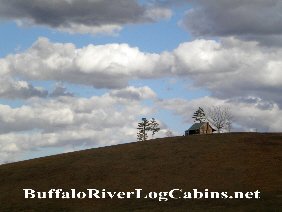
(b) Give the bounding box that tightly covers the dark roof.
[188,122,206,131]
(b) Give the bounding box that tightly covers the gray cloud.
[227,97,275,111]
[0,77,48,99]
[49,83,74,97]
[0,0,171,34]
[179,0,282,45]
[109,86,156,100]
[241,35,282,47]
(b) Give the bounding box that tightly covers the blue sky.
[0,6,189,56]
[0,0,281,163]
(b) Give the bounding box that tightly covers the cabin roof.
[188,122,206,131]
[187,122,217,131]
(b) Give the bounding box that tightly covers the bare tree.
[225,108,233,132]
[207,106,233,133]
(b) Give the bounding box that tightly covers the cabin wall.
[200,123,213,134]
[206,124,213,134]
[185,122,214,136]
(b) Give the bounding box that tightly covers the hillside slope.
[0,133,282,211]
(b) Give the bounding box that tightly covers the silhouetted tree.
[192,107,207,123]
[150,118,160,138]
[137,118,161,141]
[137,118,151,141]
[137,129,146,142]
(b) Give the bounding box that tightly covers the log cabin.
[185,122,216,136]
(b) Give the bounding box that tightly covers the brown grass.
[0,133,281,211]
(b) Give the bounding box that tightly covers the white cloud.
[158,96,282,133]
[0,86,157,163]
[56,23,123,35]
[2,37,282,105]
[172,38,282,105]
[3,38,168,89]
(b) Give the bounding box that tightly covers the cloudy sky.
[0,0,282,163]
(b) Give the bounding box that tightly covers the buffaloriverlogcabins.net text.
[23,188,261,202]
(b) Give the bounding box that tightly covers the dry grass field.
[0,133,281,211]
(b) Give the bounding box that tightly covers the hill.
[0,133,281,211]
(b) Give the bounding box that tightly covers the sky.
[0,0,282,163]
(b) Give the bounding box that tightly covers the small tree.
[192,107,207,123]
[137,129,146,142]
[137,118,151,141]
[150,118,160,138]
[137,118,161,141]
[207,106,233,133]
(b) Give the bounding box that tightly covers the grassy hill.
[0,133,281,211]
